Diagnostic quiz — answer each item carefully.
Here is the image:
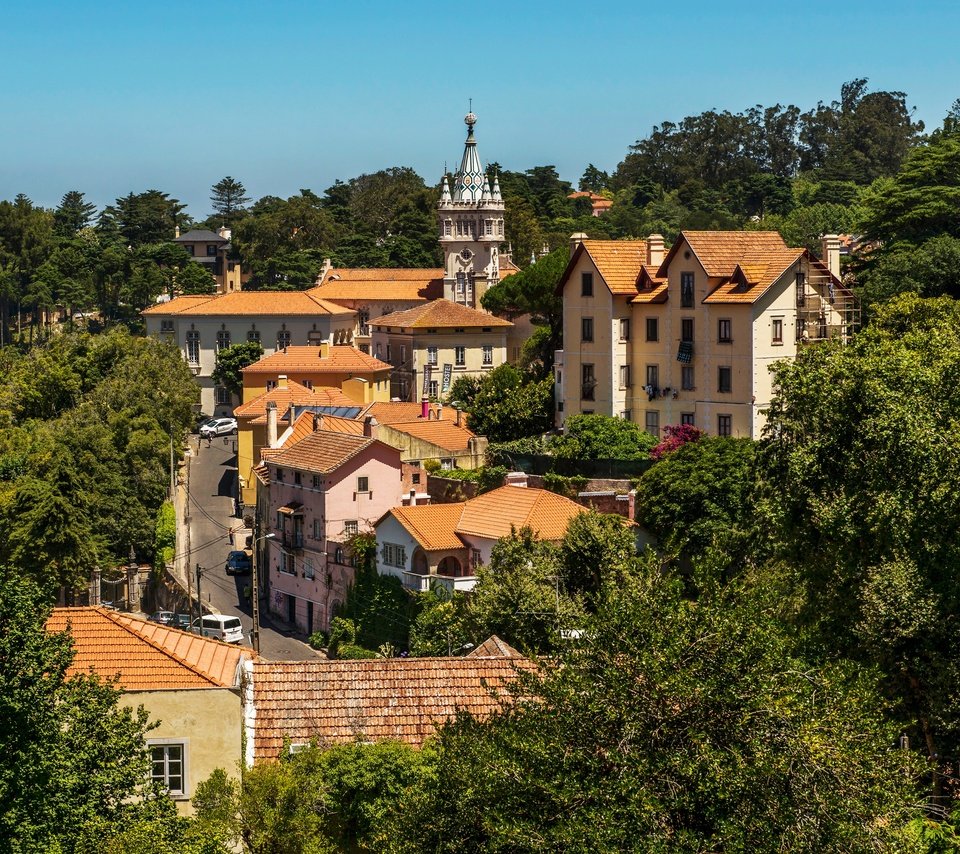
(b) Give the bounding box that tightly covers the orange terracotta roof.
[234,380,324,419]
[389,503,466,551]
[143,295,217,315]
[241,345,391,375]
[147,291,355,317]
[249,387,363,426]
[457,486,585,541]
[310,268,444,301]
[46,607,248,690]
[661,231,790,278]
[498,256,521,279]
[467,635,523,658]
[703,248,805,304]
[384,486,585,551]
[372,299,512,330]
[266,431,384,474]
[283,411,365,444]
[363,401,435,425]
[252,657,525,758]
[385,419,476,453]
[580,240,649,295]
[631,265,669,304]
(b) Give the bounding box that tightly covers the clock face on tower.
[459,248,473,262]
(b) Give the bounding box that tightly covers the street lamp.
[251,531,275,654]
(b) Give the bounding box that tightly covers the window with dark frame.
[581,364,595,400]
[718,366,732,393]
[681,317,694,342]
[645,317,658,342]
[681,272,695,308]
[581,272,593,296]
[357,476,369,493]
[772,317,784,344]
[718,414,732,437]
[581,317,594,342]
[681,412,696,426]
[619,318,631,341]
[619,364,631,388]
[718,318,732,343]
[682,366,695,390]
[645,410,660,437]
[646,364,659,389]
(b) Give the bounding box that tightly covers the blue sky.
[1,0,956,217]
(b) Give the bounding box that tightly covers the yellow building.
[558,232,857,438]
[369,299,512,401]
[46,607,252,816]
[173,227,246,294]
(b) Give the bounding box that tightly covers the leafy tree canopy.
[211,340,264,399]
[552,413,658,461]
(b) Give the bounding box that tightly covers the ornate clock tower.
[438,112,505,308]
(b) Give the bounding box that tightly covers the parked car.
[192,614,244,644]
[148,610,175,625]
[225,549,253,575]
[169,613,193,631]
[200,417,237,438]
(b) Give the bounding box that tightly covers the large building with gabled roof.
[556,231,858,438]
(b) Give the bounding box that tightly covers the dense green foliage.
[210,340,264,400]
[552,412,658,460]
[0,329,197,589]
[0,572,176,852]
[455,364,554,443]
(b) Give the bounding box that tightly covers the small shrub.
[308,631,328,650]
[423,459,441,474]
[543,472,588,498]
[336,644,379,660]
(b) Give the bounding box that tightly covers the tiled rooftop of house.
[372,299,512,330]
[702,249,806,304]
[310,268,444,302]
[579,240,650,295]
[234,380,333,420]
[46,607,249,690]
[266,431,382,474]
[241,345,391,375]
[467,635,523,658]
[662,231,791,278]
[382,418,476,453]
[251,656,526,758]
[385,486,585,551]
[142,291,354,316]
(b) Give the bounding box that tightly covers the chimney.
[277,374,288,389]
[174,225,180,239]
[646,233,665,268]
[266,402,278,448]
[319,258,333,282]
[218,226,232,240]
[436,403,443,421]
[421,396,429,420]
[505,471,528,488]
[318,342,330,359]
[821,234,842,279]
[363,415,379,439]
[408,488,417,507]
[455,406,462,427]
[313,412,323,432]
[569,232,588,258]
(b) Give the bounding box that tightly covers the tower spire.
[453,109,483,202]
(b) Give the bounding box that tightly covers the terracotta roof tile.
[389,503,465,550]
[242,345,391,375]
[457,486,585,541]
[373,299,512,330]
[385,419,476,452]
[703,248,806,304]
[362,401,434,425]
[310,268,444,301]
[144,291,355,317]
[580,240,649,295]
[142,295,217,315]
[662,231,791,278]
[251,657,526,759]
[46,608,249,690]
[467,635,523,658]
[267,431,383,474]
[234,381,329,419]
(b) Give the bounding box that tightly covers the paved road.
[185,434,319,661]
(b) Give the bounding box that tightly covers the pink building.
[263,428,404,635]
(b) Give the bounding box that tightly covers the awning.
[277,503,304,515]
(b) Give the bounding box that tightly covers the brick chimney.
[266,402,278,448]
[821,234,842,279]
[363,415,379,439]
[646,233,665,268]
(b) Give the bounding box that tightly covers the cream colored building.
[370,299,512,402]
[143,292,357,417]
[558,232,857,438]
[173,227,246,294]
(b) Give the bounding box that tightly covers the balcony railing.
[281,532,304,551]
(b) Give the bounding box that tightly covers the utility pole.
[251,520,261,654]
[169,426,176,501]
[195,563,203,630]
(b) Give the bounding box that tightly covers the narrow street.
[183,434,319,661]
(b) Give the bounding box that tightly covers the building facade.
[558,232,857,438]
[173,227,245,294]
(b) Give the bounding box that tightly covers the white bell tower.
[438,112,505,308]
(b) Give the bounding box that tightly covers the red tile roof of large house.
[381,418,476,453]
[388,503,466,551]
[251,656,526,758]
[266,431,387,474]
[659,231,792,278]
[234,380,343,420]
[46,608,249,690]
[142,291,354,316]
[372,299,512,330]
[241,345,391,375]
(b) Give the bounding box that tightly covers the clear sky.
[1,0,956,218]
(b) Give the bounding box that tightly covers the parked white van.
[193,614,244,644]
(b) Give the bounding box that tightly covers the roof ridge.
[94,609,224,687]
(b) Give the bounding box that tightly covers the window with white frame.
[247,328,261,343]
[312,474,321,489]
[427,346,438,365]
[149,741,186,797]
[429,380,438,397]
[471,549,482,570]
[214,386,230,405]
[313,518,322,539]
[619,318,631,341]
[772,317,784,345]
[619,364,632,388]
[185,330,200,364]
[455,346,465,367]
[718,318,732,343]
[645,410,660,437]
[482,344,493,365]
[304,558,315,580]
[279,551,294,575]
[277,329,291,349]
[681,366,695,390]
[344,520,358,536]
[381,542,406,567]
[216,330,231,351]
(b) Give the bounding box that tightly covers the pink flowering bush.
[650,423,705,460]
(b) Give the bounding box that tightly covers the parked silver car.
[199,417,237,437]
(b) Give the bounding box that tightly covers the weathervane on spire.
[465,97,477,130]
